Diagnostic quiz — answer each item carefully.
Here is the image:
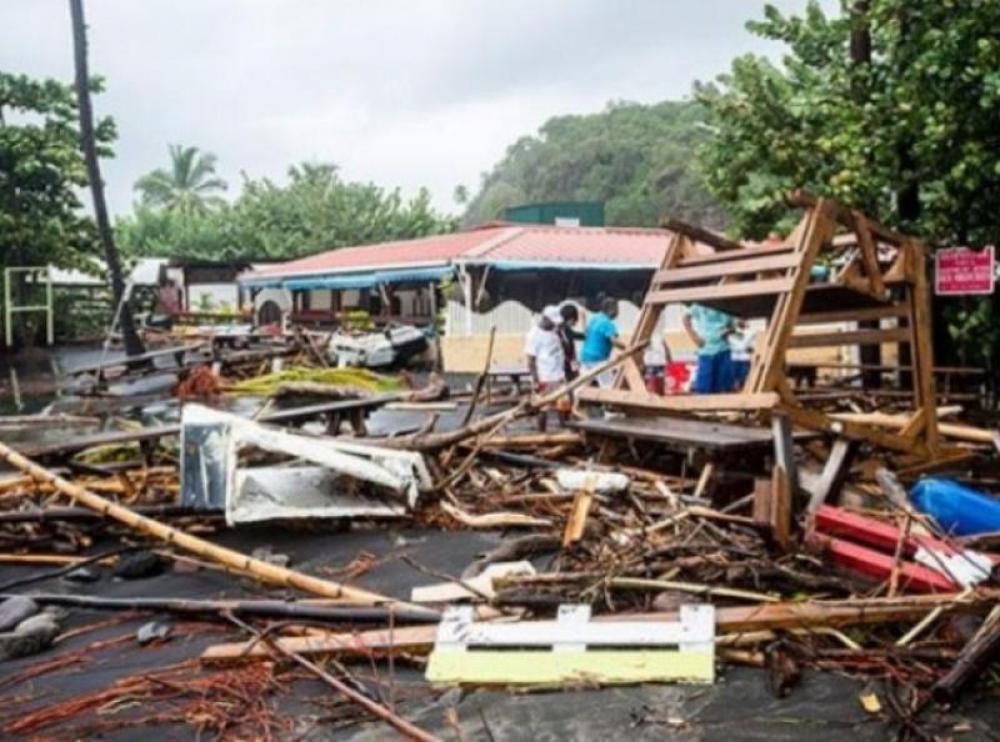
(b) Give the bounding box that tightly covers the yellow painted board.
[427,650,714,686]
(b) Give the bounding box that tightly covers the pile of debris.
[0,196,998,739]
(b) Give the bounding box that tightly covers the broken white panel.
[410,561,535,603]
[232,465,405,523]
[180,403,428,525]
[556,468,630,493]
[914,546,993,588]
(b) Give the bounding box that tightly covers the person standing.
[580,297,625,388]
[683,304,734,393]
[558,303,585,381]
[728,319,757,390]
[525,305,569,431]
[643,317,672,395]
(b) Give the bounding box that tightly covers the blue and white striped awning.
[280,265,452,291]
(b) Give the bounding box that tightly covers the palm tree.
[135,144,228,215]
[69,0,145,357]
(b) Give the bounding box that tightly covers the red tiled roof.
[243,223,672,282]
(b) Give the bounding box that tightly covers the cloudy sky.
[1,0,836,216]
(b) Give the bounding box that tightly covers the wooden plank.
[779,403,928,457]
[653,253,800,285]
[563,490,594,546]
[677,242,794,268]
[646,278,795,306]
[568,416,816,453]
[611,232,687,394]
[908,240,940,453]
[787,327,910,348]
[661,216,746,252]
[200,591,1000,662]
[426,649,714,685]
[576,387,780,412]
[798,304,908,325]
[756,201,837,392]
[803,439,857,518]
[853,211,888,299]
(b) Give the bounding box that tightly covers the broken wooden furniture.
[484,364,531,405]
[19,394,401,462]
[425,603,715,686]
[179,404,430,524]
[576,195,953,543]
[64,343,211,386]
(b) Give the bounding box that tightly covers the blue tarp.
[372,266,452,284]
[284,274,378,291]
[282,265,452,291]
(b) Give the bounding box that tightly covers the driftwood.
[0,439,419,609]
[931,608,1000,705]
[376,342,646,453]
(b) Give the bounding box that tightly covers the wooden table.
[569,415,818,455]
[485,365,531,404]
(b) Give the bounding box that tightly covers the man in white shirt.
[525,305,568,431]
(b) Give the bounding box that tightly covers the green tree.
[463,100,727,229]
[698,0,1000,395]
[118,162,456,261]
[134,144,227,216]
[0,72,110,273]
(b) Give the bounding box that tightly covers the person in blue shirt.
[683,304,735,394]
[580,297,625,387]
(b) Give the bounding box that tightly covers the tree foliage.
[118,162,457,261]
[698,0,1000,385]
[463,100,727,229]
[0,71,113,274]
[134,144,227,216]
[698,0,1000,245]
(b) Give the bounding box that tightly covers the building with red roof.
[239,221,692,371]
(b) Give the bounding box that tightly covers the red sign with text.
[935,246,995,295]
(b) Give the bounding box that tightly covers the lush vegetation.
[0,71,112,275]
[462,100,727,229]
[119,161,457,261]
[698,0,1000,387]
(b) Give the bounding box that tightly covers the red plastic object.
[814,505,1000,564]
[806,532,958,593]
[664,362,691,395]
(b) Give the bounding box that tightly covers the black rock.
[113,551,166,580]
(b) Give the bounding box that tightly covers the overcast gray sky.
[1,0,836,216]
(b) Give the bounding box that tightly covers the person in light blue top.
[683,304,735,393]
[580,297,624,387]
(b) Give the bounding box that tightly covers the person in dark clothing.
[558,303,585,380]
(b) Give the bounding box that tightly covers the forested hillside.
[462,100,726,229]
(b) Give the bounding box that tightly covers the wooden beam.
[803,438,857,518]
[660,216,746,252]
[646,278,794,306]
[853,211,888,299]
[576,387,780,412]
[788,327,910,348]
[798,304,909,325]
[677,242,793,267]
[654,253,800,285]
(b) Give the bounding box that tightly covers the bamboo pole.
[0,440,425,610]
